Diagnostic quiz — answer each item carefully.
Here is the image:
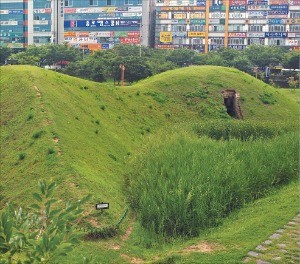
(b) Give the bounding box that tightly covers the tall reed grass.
[128,129,298,238]
[194,120,297,141]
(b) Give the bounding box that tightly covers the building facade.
[0,0,299,51]
[154,0,300,51]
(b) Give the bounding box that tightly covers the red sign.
[155,44,175,49]
[127,31,140,37]
[229,0,247,5]
[120,37,140,44]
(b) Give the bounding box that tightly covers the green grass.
[1,65,299,263]
[128,129,298,237]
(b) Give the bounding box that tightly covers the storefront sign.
[188,31,205,37]
[265,32,287,37]
[228,32,246,37]
[160,32,173,43]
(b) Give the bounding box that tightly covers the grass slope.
[0,65,299,262]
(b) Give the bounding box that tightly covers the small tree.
[287,76,299,90]
[0,180,90,264]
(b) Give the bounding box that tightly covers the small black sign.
[95,203,109,210]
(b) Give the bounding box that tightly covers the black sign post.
[95,203,109,210]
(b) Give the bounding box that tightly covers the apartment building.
[154,0,300,51]
[0,0,299,51]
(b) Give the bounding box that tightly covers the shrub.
[0,180,90,263]
[47,148,55,154]
[32,130,44,139]
[100,105,106,111]
[18,152,26,160]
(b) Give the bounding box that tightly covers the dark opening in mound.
[221,89,243,119]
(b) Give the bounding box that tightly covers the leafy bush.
[0,180,90,264]
[18,153,26,160]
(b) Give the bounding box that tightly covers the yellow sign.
[160,32,173,43]
[286,18,300,24]
[187,32,205,38]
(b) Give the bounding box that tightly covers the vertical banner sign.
[160,32,173,43]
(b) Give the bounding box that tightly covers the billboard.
[188,31,205,37]
[160,32,173,43]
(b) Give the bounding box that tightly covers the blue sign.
[9,10,23,14]
[101,44,109,49]
[212,0,223,5]
[268,19,284,24]
[64,19,141,28]
[230,6,246,11]
[197,0,206,6]
[265,32,287,38]
[248,0,268,5]
[269,5,289,10]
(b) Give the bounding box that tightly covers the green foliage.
[166,49,197,67]
[194,120,296,141]
[145,91,168,104]
[184,88,209,99]
[0,180,90,264]
[282,50,300,70]
[32,130,44,139]
[128,129,298,238]
[18,153,26,160]
[0,47,12,64]
[259,92,277,105]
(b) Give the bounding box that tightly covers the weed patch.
[259,92,276,105]
[145,91,168,104]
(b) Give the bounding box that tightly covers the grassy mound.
[1,65,299,263]
[0,65,298,222]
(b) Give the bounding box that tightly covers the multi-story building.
[0,0,299,52]
[154,0,300,51]
[0,0,26,49]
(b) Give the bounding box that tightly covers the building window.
[34,15,40,20]
[248,25,263,32]
[290,25,300,32]
[107,0,112,5]
[211,25,224,32]
[228,25,244,32]
[64,0,73,7]
[290,12,300,19]
[211,38,224,45]
[171,25,187,31]
[269,25,286,32]
[90,0,98,5]
[228,38,244,45]
[190,25,205,31]
[268,38,285,45]
[125,0,132,5]
[160,25,168,31]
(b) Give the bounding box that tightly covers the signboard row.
[64,6,142,14]
[64,19,141,28]
[64,31,140,38]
